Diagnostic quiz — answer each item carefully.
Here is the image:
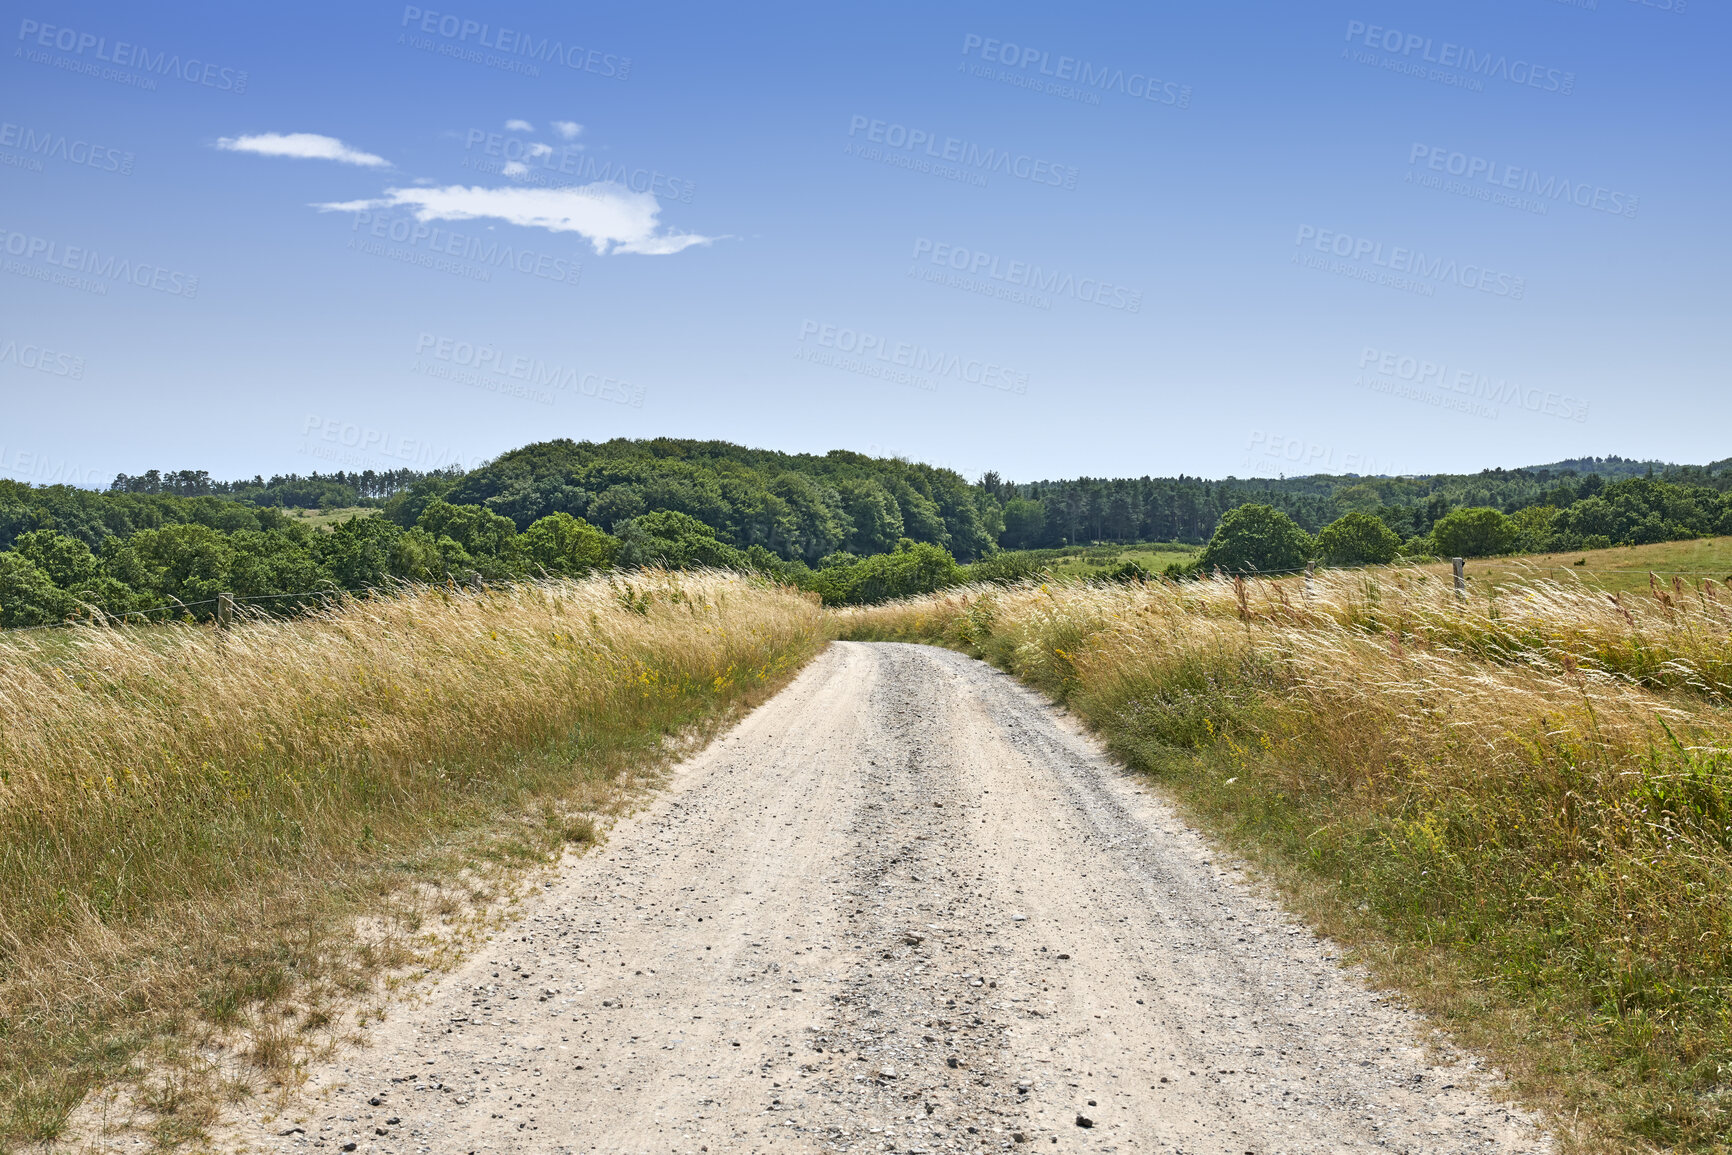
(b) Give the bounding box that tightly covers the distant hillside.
[1519,456,1673,479]
[417,436,1000,562]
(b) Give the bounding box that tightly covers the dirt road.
[222,642,1549,1154]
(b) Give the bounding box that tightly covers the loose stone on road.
[220,641,1550,1154]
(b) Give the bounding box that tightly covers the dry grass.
[839,569,1732,1153]
[17,559,1732,1150]
[0,571,826,1149]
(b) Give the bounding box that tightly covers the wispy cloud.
[504,118,534,132]
[216,132,389,168]
[552,121,583,141]
[316,184,714,256]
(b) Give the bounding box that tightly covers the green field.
[1413,535,1732,597]
[1003,537,1732,594]
[284,506,380,528]
[1007,542,1202,578]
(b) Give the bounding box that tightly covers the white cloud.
[526,142,554,159]
[315,184,714,256]
[552,121,583,141]
[215,132,389,167]
[501,161,529,177]
[614,231,715,256]
[504,119,534,132]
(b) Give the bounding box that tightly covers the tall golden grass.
[840,570,1732,1153]
[0,571,825,1147]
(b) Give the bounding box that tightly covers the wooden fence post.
[217,591,235,628]
[1452,557,1466,600]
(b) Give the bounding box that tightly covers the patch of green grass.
[1014,542,1202,578]
[1412,535,1732,597]
[285,507,380,529]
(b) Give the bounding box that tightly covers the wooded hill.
[2,439,1730,626]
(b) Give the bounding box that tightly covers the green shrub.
[1196,504,1312,575]
[965,552,1040,585]
[1398,534,1435,559]
[1314,511,1402,567]
[809,539,961,605]
[415,499,520,558]
[0,553,75,627]
[613,511,747,570]
[520,513,618,577]
[12,530,99,588]
[1431,506,1518,558]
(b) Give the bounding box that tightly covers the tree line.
[989,458,1732,550]
[3,439,1730,627]
[1188,477,1732,577]
[109,466,459,505]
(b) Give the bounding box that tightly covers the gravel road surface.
[219,641,1550,1155]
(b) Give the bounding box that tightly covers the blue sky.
[2,0,1725,487]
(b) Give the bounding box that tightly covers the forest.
[3,439,1731,626]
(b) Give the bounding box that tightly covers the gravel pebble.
[209,642,1551,1154]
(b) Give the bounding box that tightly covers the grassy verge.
[0,571,827,1149]
[838,571,1732,1153]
